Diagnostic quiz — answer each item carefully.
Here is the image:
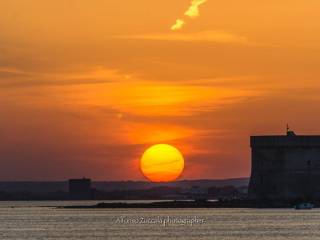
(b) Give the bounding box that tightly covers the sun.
[140,144,185,182]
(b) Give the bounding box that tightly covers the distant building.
[248,130,320,201]
[68,178,93,200]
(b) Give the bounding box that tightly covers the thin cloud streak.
[0,67,126,88]
[116,31,248,44]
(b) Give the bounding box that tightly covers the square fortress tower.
[248,132,320,201]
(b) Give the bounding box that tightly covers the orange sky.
[1,0,320,180]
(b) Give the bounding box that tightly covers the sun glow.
[140,144,185,182]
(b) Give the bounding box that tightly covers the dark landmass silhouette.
[0,178,248,192]
[0,178,249,201]
[62,199,320,209]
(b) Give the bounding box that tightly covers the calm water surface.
[0,201,320,240]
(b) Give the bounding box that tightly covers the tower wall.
[248,135,320,200]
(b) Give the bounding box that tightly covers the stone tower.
[248,130,320,201]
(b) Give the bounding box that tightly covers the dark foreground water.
[0,201,320,240]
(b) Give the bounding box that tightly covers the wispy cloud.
[171,0,208,31]
[117,31,248,44]
[0,66,123,88]
[185,0,207,18]
[0,67,23,74]
[171,19,185,31]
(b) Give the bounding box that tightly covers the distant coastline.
[62,199,318,209]
[0,178,249,201]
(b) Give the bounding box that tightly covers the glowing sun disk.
[140,144,185,182]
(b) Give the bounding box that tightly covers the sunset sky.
[1,0,320,181]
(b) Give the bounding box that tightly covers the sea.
[0,201,320,240]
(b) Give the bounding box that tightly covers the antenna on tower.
[286,124,296,136]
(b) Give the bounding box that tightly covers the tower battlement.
[251,135,320,147]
